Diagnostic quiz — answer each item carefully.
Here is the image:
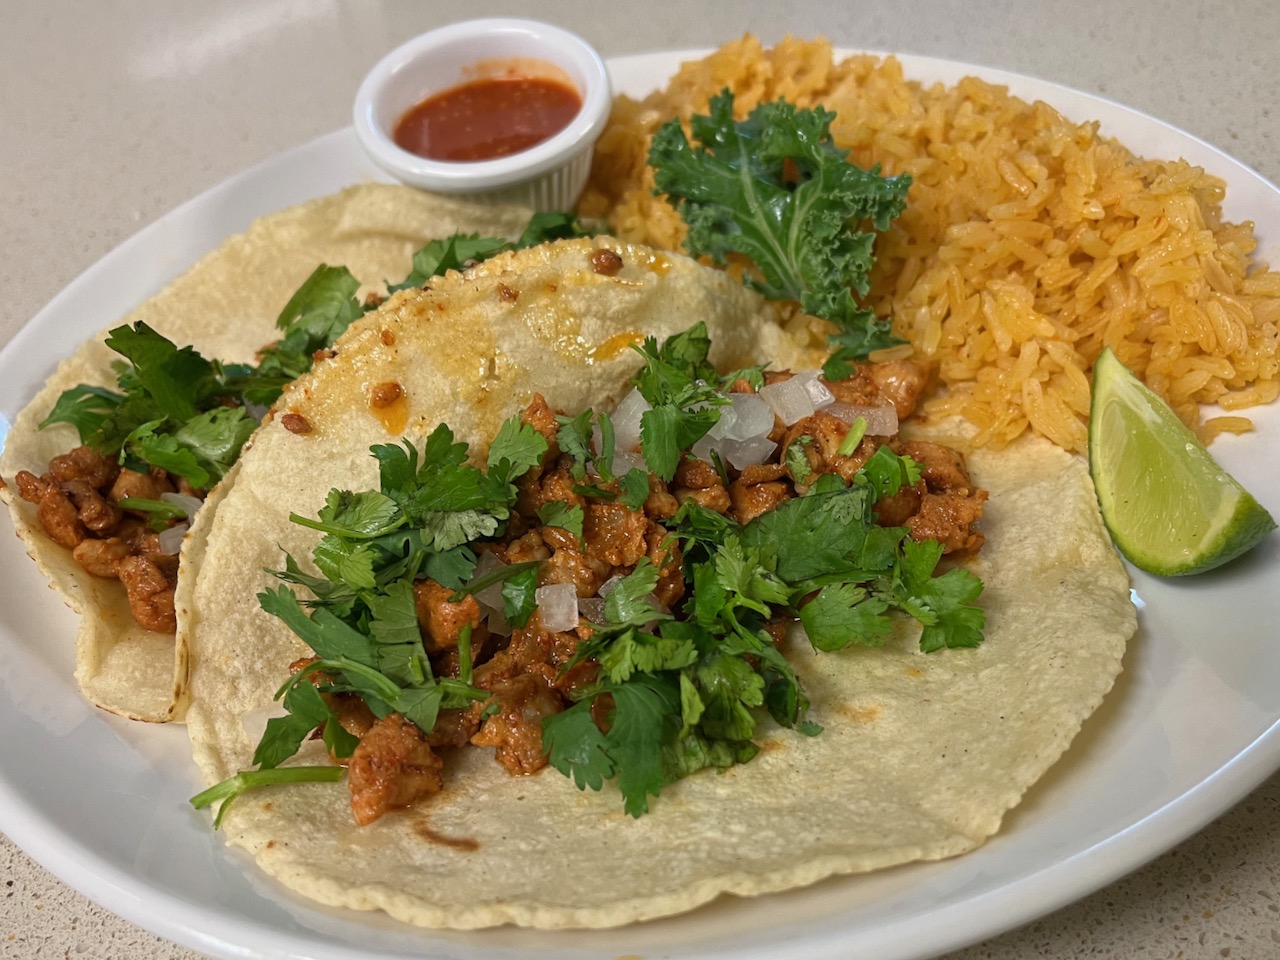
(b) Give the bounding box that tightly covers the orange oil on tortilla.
[369,388,410,435]
[587,331,644,364]
[642,252,671,275]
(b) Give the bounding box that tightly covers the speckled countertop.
[2,1,1279,958]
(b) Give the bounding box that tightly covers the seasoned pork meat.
[347,714,444,825]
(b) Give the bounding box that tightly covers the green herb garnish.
[648,90,911,377]
[192,325,984,824]
[45,211,590,488]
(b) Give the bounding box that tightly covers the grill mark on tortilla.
[414,822,481,852]
[838,704,883,724]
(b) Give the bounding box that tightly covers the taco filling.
[196,322,988,824]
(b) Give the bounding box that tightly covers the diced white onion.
[611,388,651,452]
[707,405,737,440]
[725,393,774,440]
[535,583,579,633]
[469,552,508,612]
[612,449,647,477]
[798,371,839,409]
[487,608,512,637]
[578,597,607,624]
[598,574,624,598]
[690,433,717,463]
[160,491,203,518]
[157,523,189,556]
[825,402,899,437]
[719,435,778,470]
[759,377,815,426]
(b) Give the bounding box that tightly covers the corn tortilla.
[182,238,1133,927]
[0,184,532,721]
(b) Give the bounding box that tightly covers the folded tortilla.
[0,184,532,721]
[182,238,1134,927]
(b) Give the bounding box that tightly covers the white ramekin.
[352,18,611,211]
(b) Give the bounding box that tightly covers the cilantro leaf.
[537,501,584,542]
[598,629,698,684]
[389,235,511,292]
[104,322,215,422]
[501,563,540,628]
[784,435,814,485]
[513,210,591,248]
[114,496,191,531]
[544,700,615,791]
[607,678,676,816]
[618,468,652,511]
[741,477,874,582]
[421,545,477,591]
[389,211,588,292]
[798,582,893,651]
[122,421,211,488]
[307,489,402,539]
[555,410,595,480]
[898,539,986,651]
[171,406,257,482]
[692,651,765,741]
[39,384,124,441]
[603,560,668,627]
[253,678,340,770]
[273,264,362,334]
[486,416,548,484]
[258,585,379,668]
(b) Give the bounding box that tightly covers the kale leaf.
[649,90,911,376]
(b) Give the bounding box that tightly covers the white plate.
[1,50,1278,960]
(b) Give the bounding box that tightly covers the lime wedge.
[1089,347,1276,575]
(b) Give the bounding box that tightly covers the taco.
[183,237,1134,928]
[0,184,532,721]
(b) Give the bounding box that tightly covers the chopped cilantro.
[630,322,728,481]
[194,325,986,827]
[784,435,814,484]
[49,211,585,489]
[537,501,584,543]
[190,765,344,828]
[114,496,190,531]
[500,563,540,628]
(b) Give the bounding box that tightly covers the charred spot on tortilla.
[497,283,519,302]
[589,248,624,276]
[413,823,481,852]
[281,413,313,435]
[370,382,404,408]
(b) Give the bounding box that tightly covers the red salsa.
[393,76,582,162]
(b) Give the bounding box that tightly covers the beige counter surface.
[2,1,1279,957]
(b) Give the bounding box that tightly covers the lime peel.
[1088,347,1275,576]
